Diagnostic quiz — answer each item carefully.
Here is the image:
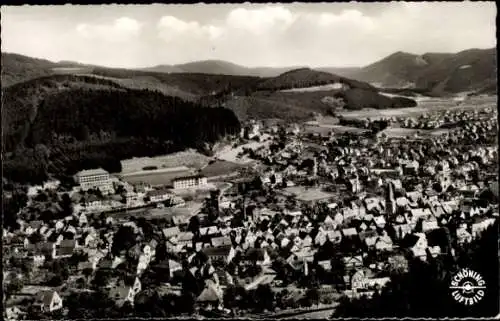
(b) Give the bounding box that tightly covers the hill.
[1,53,59,86]
[208,68,416,120]
[2,74,240,184]
[141,60,303,77]
[2,54,417,123]
[344,48,497,94]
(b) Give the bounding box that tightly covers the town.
[3,100,498,319]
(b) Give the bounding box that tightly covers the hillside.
[2,75,240,184]
[209,68,416,120]
[141,60,303,77]
[1,53,58,86]
[344,48,497,94]
[2,54,416,123]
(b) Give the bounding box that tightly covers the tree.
[60,193,73,217]
[305,287,320,307]
[111,225,136,256]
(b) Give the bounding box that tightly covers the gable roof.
[162,226,180,239]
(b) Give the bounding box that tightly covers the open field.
[120,150,210,174]
[338,95,496,120]
[379,127,453,138]
[215,138,272,164]
[200,160,246,178]
[282,186,335,202]
[305,124,370,135]
[280,83,344,92]
[119,168,196,187]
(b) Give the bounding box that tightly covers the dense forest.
[3,83,240,184]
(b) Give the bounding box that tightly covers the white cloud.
[76,17,142,42]
[225,6,296,34]
[157,15,222,42]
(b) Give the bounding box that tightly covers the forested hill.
[2,75,240,184]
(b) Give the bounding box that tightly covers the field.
[215,138,272,164]
[338,95,496,120]
[121,150,211,174]
[119,168,196,187]
[200,160,246,178]
[379,127,452,138]
[305,124,370,135]
[282,186,335,202]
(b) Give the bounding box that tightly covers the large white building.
[173,175,208,190]
[74,168,113,193]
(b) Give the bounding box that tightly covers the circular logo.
[449,268,486,305]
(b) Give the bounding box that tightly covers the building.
[34,290,63,312]
[74,168,113,193]
[173,175,208,190]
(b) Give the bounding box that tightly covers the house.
[196,280,223,309]
[146,189,171,203]
[176,232,194,248]
[34,290,63,312]
[28,242,56,261]
[374,234,393,252]
[318,260,332,272]
[200,226,219,237]
[74,168,113,193]
[421,218,439,232]
[326,230,342,244]
[202,246,233,264]
[241,248,271,266]
[359,230,378,248]
[54,239,77,258]
[25,220,43,235]
[342,228,358,239]
[173,175,208,190]
[471,217,496,238]
[5,306,24,321]
[168,259,183,278]
[108,277,142,307]
[162,226,180,239]
[343,255,363,270]
[456,225,473,244]
[403,233,428,260]
[211,236,232,248]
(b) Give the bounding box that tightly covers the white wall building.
[74,168,113,193]
[173,175,208,190]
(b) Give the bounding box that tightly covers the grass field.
[379,127,453,138]
[338,96,496,120]
[120,168,196,187]
[121,150,211,174]
[200,160,246,178]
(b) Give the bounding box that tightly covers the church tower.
[386,180,396,216]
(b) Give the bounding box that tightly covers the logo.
[450,268,486,305]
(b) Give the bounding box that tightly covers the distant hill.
[342,48,497,94]
[141,59,303,77]
[202,68,417,121]
[1,53,58,86]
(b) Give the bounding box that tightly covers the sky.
[1,2,496,68]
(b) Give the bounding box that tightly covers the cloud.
[157,16,222,42]
[76,17,142,42]
[225,6,296,34]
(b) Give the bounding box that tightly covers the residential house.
[108,277,141,307]
[162,226,180,240]
[471,217,496,238]
[34,290,63,312]
[146,189,171,203]
[54,239,77,258]
[343,255,363,270]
